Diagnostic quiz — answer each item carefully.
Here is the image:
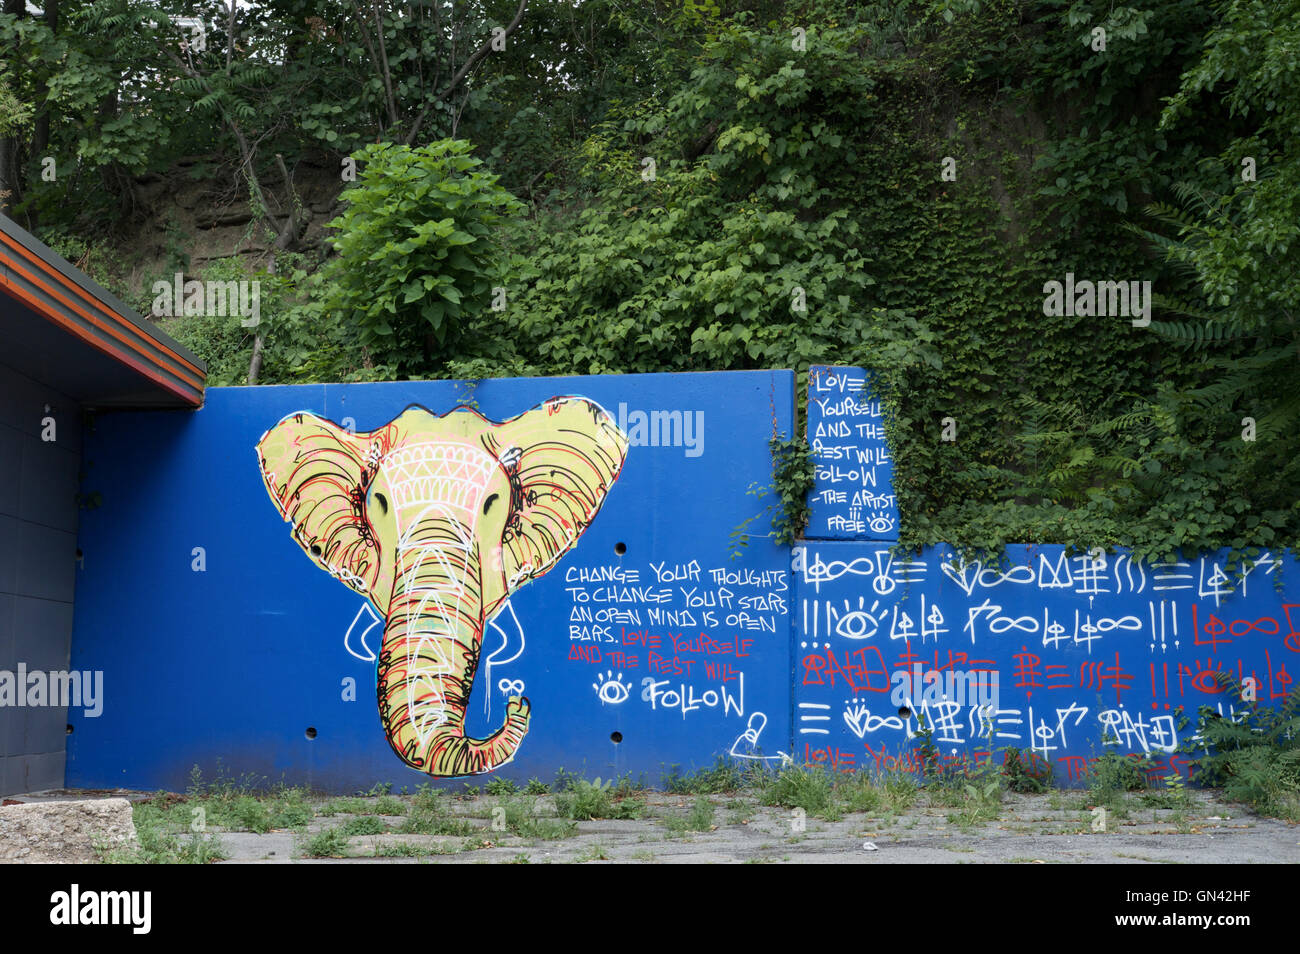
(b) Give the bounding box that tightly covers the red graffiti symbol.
[1283,605,1300,653]
[1227,616,1279,637]
[1013,647,1043,695]
[1194,606,1232,651]
[1191,668,1228,694]
[800,646,889,693]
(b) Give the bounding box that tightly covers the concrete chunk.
[0,798,137,863]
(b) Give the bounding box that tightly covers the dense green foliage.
[4,0,1298,559]
[321,140,523,375]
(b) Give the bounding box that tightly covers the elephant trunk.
[376,511,529,777]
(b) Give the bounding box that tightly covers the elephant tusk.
[344,601,382,663]
[482,599,526,718]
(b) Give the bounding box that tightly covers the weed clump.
[1192,678,1300,821]
[301,827,350,858]
[484,778,518,797]
[1086,751,1152,807]
[759,764,837,817]
[662,757,752,795]
[555,777,645,820]
[400,787,475,836]
[495,797,576,839]
[664,796,717,834]
[339,815,388,836]
[1002,748,1054,793]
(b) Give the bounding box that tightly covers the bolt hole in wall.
[305,727,317,740]
[610,731,623,744]
[65,725,73,735]
[614,542,626,555]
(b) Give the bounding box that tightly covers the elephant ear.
[256,412,393,614]
[483,396,628,593]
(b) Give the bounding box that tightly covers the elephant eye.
[482,493,499,516]
[373,491,388,516]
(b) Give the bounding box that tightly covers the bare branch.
[345,0,397,128]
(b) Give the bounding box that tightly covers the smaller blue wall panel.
[67,371,794,792]
[806,367,897,540]
[792,542,1300,782]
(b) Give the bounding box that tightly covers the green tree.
[322,139,524,377]
[0,73,30,136]
[1135,0,1300,560]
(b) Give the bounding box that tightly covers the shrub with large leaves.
[323,140,524,376]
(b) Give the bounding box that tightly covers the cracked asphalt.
[203,790,1300,864]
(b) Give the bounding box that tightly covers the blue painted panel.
[805,366,897,540]
[793,541,1300,784]
[66,371,794,792]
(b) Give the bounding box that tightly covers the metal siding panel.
[18,430,80,533]
[0,514,19,595]
[0,427,21,519]
[14,522,76,604]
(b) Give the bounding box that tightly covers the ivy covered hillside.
[1,0,1297,562]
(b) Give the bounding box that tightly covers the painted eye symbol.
[593,670,631,705]
[1192,670,1227,695]
[836,609,878,640]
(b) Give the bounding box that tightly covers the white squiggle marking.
[729,712,791,764]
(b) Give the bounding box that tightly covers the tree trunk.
[31,0,58,157]
[247,253,271,384]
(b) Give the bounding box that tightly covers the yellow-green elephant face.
[255,396,628,776]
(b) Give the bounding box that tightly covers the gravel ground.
[13,787,1291,864]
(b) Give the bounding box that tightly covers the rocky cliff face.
[100,153,348,309]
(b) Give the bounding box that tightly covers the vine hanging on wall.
[729,433,815,558]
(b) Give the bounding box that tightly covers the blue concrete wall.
[794,367,1300,785]
[63,365,1299,792]
[66,371,795,791]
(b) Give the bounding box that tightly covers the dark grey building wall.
[0,361,81,795]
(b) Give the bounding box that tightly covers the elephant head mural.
[255,397,628,777]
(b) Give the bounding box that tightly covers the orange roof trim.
[0,218,206,406]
